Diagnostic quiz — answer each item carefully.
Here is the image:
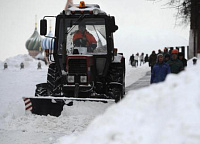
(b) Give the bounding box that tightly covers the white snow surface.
[0,54,200,144]
[55,60,200,144]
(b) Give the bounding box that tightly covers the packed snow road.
[0,55,150,144]
[0,102,112,144]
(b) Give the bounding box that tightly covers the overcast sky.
[0,0,189,61]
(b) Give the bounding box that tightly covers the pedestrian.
[134,53,139,67]
[163,47,169,58]
[38,62,42,69]
[193,57,197,65]
[4,63,8,69]
[129,54,135,66]
[178,52,187,68]
[167,49,183,74]
[140,53,144,66]
[149,51,157,72]
[144,54,149,63]
[158,49,162,54]
[151,53,171,84]
[20,62,24,69]
[164,54,170,63]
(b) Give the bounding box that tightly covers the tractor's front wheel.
[33,84,64,117]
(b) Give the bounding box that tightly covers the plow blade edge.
[23,97,115,117]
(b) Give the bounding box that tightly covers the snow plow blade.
[23,97,115,117]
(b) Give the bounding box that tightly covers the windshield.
[58,18,107,55]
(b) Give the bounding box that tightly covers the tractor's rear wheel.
[47,63,61,95]
[107,62,125,102]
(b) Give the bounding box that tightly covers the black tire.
[35,83,50,96]
[122,71,125,98]
[47,63,61,95]
[107,61,125,101]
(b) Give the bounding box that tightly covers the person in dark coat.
[178,52,187,68]
[134,53,139,67]
[149,51,157,72]
[151,53,171,84]
[164,54,170,63]
[144,54,149,63]
[158,49,162,54]
[163,47,169,58]
[129,54,135,66]
[167,49,184,74]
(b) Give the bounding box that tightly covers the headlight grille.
[68,59,87,74]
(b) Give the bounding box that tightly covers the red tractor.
[23,1,125,116]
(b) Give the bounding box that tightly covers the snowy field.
[0,54,199,144]
[0,54,150,144]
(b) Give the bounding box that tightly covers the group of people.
[149,48,187,84]
[129,53,149,67]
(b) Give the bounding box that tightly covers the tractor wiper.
[66,15,85,35]
[92,25,103,47]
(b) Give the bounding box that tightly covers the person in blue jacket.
[151,53,171,84]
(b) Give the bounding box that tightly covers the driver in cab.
[73,23,97,52]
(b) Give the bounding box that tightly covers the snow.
[0,54,149,143]
[0,0,194,143]
[54,60,200,144]
[1,54,200,144]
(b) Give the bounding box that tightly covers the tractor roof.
[64,1,106,15]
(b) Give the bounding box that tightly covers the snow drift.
[55,60,200,144]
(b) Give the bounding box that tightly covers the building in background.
[41,21,54,64]
[25,16,43,58]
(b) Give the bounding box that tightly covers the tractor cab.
[41,2,118,58]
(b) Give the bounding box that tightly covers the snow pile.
[55,60,200,144]
[0,54,150,144]
[1,53,199,144]
[0,54,48,124]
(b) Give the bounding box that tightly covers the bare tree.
[149,0,200,57]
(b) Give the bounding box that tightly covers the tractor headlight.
[67,76,74,83]
[80,76,87,83]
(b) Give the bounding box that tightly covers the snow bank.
[0,54,48,124]
[55,59,200,144]
[0,54,151,144]
[2,54,46,70]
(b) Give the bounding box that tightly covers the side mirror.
[110,16,118,32]
[112,25,118,32]
[40,19,47,36]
